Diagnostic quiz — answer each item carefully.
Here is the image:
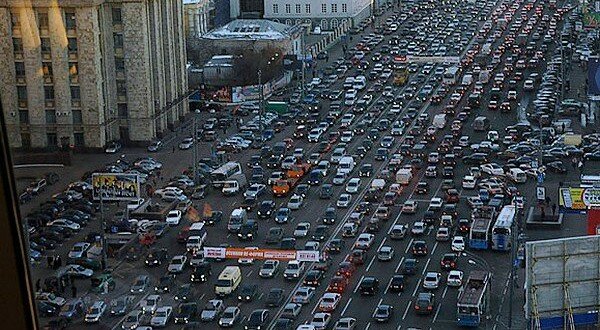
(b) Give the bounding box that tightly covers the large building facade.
[184,0,211,38]
[263,0,372,31]
[0,0,188,150]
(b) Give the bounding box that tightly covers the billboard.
[92,173,141,201]
[559,187,600,211]
[203,247,319,262]
[589,57,600,96]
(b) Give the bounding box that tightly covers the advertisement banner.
[92,173,140,201]
[559,188,600,211]
[232,85,261,103]
[203,247,319,261]
[589,58,600,96]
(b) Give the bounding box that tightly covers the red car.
[326,276,349,293]
[335,262,356,278]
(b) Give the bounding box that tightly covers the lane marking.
[422,258,431,275]
[405,238,414,254]
[354,275,365,293]
[412,279,422,297]
[431,241,439,255]
[433,304,442,323]
[442,286,448,299]
[395,256,405,273]
[365,322,371,330]
[366,255,376,272]
[341,297,353,316]
[403,301,412,320]
[384,277,393,295]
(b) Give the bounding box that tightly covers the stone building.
[0,0,188,150]
[183,0,210,38]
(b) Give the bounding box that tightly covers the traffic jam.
[28,0,589,329]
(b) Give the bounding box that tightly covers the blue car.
[303,93,319,105]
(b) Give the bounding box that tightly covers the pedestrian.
[325,55,329,62]
[578,160,583,172]
[172,145,175,153]
[47,255,53,269]
[571,157,578,170]
[71,284,77,298]
[55,255,62,269]
[59,278,65,293]
[552,203,557,216]
[545,196,550,206]
[541,207,546,220]
[35,279,41,293]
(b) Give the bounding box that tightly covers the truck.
[287,163,312,179]
[272,178,300,197]
[265,101,289,115]
[393,69,409,86]
[396,169,413,185]
[478,70,490,84]
[222,173,247,196]
[481,43,492,56]
[461,74,474,86]
[433,114,447,129]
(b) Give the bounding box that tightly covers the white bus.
[443,66,461,85]
[210,162,243,188]
[491,205,516,251]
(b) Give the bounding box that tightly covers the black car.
[389,275,405,292]
[174,302,198,324]
[326,239,345,254]
[462,153,488,164]
[265,288,285,307]
[238,220,258,241]
[242,196,258,211]
[175,284,194,302]
[311,225,330,241]
[155,274,175,293]
[443,166,454,178]
[190,262,211,282]
[546,161,567,173]
[273,318,294,330]
[257,200,276,219]
[38,301,60,317]
[203,211,223,225]
[423,210,436,226]
[245,309,270,330]
[415,292,435,315]
[319,184,334,199]
[412,241,428,256]
[303,270,324,287]
[359,276,380,295]
[145,248,169,267]
[296,184,310,198]
[266,227,284,245]
[359,164,373,177]
[280,238,296,250]
[440,253,458,270]
[321,207,337,224]
[374,304,394,322]
[415,182,428,194]
[238,284,258,302]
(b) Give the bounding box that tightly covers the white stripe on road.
[412,279,422,297]
[404,238,414,254]
[403,301,412,320]
[365,322,371,330]
[246,270,253,277]
[397,324,402,330]
[431,241,439,255]
[366,255,376,272]
[395,256,405,273]
[377,237,387,251]
[433,304,442,323]
[384,277,393,295]
[341,297,353,316]
[421,258,431,275]
[354,275,365,293]
[442,286,448,299]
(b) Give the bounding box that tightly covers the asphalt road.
[27,0,591,329]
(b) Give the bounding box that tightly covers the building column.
[0,8,21,148]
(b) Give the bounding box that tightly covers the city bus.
[443,66,461,85]
[210,162,243,188]
[491,205,516,251]
[468,207,496,250]
[457,271,491,327]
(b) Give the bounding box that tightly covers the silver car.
[218,306,240,327]
[259,260,280,278]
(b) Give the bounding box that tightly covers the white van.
[227,208,247,233]
[433,114,447,129]
[215,266,242,296]
[337,157,355,175]
[508,168,527,183]
[353,76,367,90]
[462,175,477,189]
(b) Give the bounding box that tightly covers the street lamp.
[192,109,201,185]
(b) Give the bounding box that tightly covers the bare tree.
[232,46,284,85]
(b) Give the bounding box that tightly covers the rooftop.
[203,19,300,41]
[205,55,234,67]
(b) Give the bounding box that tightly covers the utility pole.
[508,215,518,329]
[258,69,264,140]
[99,184,107,270]
[301,28,306,99]
[193,111,199,184]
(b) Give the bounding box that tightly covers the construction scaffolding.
[525,235,600,329]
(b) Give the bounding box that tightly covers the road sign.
[537,172,545,184]
[536,186,546,201]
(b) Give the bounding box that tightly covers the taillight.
[415,306,420,310]
[427,306,433,310]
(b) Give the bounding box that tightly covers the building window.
[272,4,278,13]
[67,38,77,53]
[18,110,29,124]
[45,110,56,124]
[65,11,76,29]
[44,86,54,101]
[72,110,82,124]
[118,104,128,118]
[331,19,339,28]
[69,62,78,76]
[331,4,337,13]
[13,38,23,53]
[74,132,85,147]
[285,4,291,14]
[115,58,125,72]
[40,38,51,53]
[112,8,122,24]
[42,62,52,77]
[17,86,27,101]
[113,33,123,48]
[15,62,25,77]
[37,12,49,30]
[11,12,20,29]
[21,133,31,147]
[342,4,347,13]
[321,4,327,13]
[305,4,311,13]
[47,133,58,147]
[295,4,301,13]
[70,86,80,101]
[116,81,127,97]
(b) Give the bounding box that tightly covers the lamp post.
[192,109,200,184]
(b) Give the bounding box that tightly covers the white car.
[84,300,107,323]
[141,295,161,314]
[429,197,444,210]
[150,306,173,327]
[333,172,347,185]
[337,194,352,208]
[402,200,418,213]
[377,246,394,261]
[423,272,442,290]
[354,233,375,250]
[201,299,224,322]
[287,194,304,210]
[292,286,315,304]
[345,178,361,194]
[452,236,466,252]
[467,196,484,209]
[259,259,280,278]
[61,264,94,278]
[436,227,450,241]
[179,137,194,150]
[411,221,426,236]
[244,183,266,198]
[480,163,504,176]
[462,175,477,189]
[219,306,241,327]
[317,293,341,312]
[47,219,80,231]
[166,210,182,226]
[238,247,259,265]
[68,242,90,259]
[334,317,357,330]
[294,222,311,238]
[341,131,354,143]
[447,270,464,287]
[311,312,332,330]
[168,255,188,273]
[507,90,517,100]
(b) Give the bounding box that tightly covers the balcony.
[45,100,55,108]
[70,75,79,84]
[16,76,26,84]
[14,52,23,60]
[18,100,27,108]
[116,71,125,79]
[117,95,127,102]
[12,27,21,36]
[67,28,76,36]
[68,52,78,60]
[42,52,51,60]
[40,28,49,36]
[43,76,53,84]
[71,100,81,108]
[114,48,123,57]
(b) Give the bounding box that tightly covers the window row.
[273,3,347,14]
